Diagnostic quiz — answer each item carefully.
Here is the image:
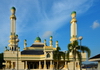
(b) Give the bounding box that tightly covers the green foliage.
[76,46,91,58]
[53,47,65,69]
[66,40,91,70]
[67,41,91,60]
[0,53,4,69]
[53,47,65,60]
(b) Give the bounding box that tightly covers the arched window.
[46,53,50,58]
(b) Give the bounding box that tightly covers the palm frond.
[53,46,66,61]
[73,40,78,46]
[60,51,65,60]
[68,43,72,50]
[76,46,91,58]
[81,46,91,58]
[66,40,91,70]
[56,46,61,52]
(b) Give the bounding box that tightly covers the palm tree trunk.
[73,49,76,70]
[67,61,69,70]
[73,58,75,70]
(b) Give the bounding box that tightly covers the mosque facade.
[3,7,86,70]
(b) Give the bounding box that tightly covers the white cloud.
[51,0,93,15]
[42,31,53,38]
[91,21,100,29]
[9,0,94,36]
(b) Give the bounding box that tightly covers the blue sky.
[0,0,100,59]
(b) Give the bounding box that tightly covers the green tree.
[53,47,65,69]
[0,53,4,69]
[66,41,91,70]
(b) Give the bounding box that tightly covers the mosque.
[3,7,86,70]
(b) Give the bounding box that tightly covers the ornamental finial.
[11,7,16,15]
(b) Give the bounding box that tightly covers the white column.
[39,61,42,69]
[63,61,68,69]
[53,61,54,69]
[50,60,53,69]
[71,22,77,38]
[25,61,28,69]
[44,60,46,69]
[5,61,7,69]
[11,19,16,34]
[33,63,34,69]
[65,61,67,68]
[98,61,100,70]
[11,62,13,69]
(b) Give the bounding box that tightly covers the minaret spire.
[8,7,19,51]
[56,41,59,47]
[10,7,16,35]
[44,39,46,46]
[70,11,77,42]
[49,36,53,46]
[24,39,27,48]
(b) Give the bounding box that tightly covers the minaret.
[10,7,16,35]
[70,11,77,42]
[55,41,59,47]
[44,39,46,46]
[24,39,27,48]
[8,7,19,51]
[49,36,53,47]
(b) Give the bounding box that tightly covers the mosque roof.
[30,43,44,47]
[21,50,44,55]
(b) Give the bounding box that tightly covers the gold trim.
[10,15,16,20]
[70,18,77,23]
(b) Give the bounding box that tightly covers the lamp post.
[64,51,66,61]
[63,51,66,62]
[78,36,83,70]
[64,51,67,69]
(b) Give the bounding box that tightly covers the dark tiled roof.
[21,50,44,55]
[82,63,97,68]
[89,54,100,59]
[30,44,44,47]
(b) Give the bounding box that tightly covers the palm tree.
[53,46,65,69]
[66,40,91,70]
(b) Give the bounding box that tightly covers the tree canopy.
[0,53,5,69]
[66,40,91,70]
